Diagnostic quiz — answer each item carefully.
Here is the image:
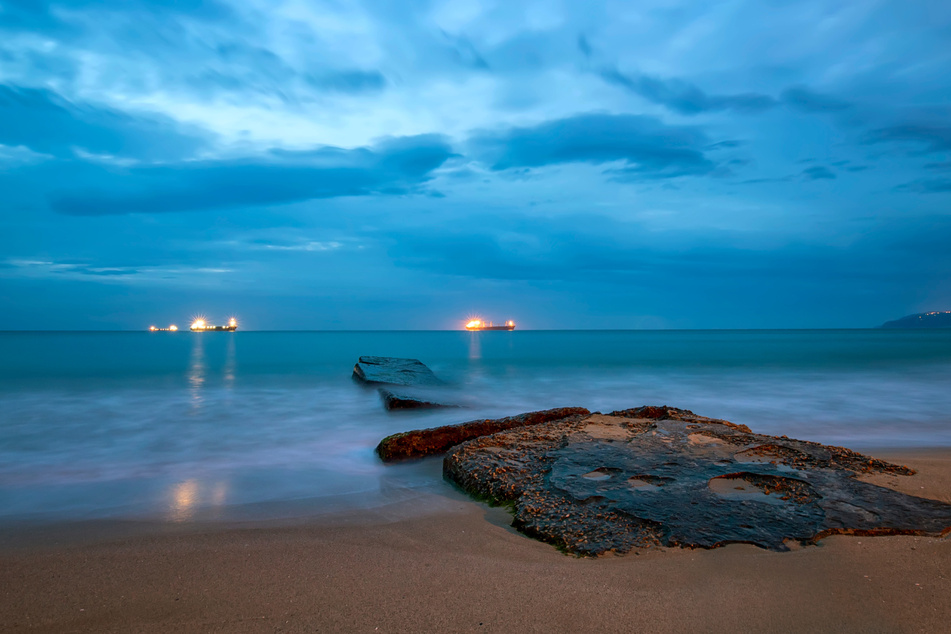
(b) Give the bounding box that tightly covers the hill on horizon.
[880,311,951,329]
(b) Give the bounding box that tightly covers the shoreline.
[2,446,949,548]
[2,448,950,632]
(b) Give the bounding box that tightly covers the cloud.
[469,113,717,179]
[864,124,951,154]
[781,87,851,113]
[384,213,951,294]
[599,67,777,115]
[2,257,236,284]
[250,240,344,252]
[306,70,387,94]
[801,166,836,180]
[1,0,231,30]
[0,84,208,160]
[577,34,592,58]
[0,144,54,166]
[45,134,454,215]
[895,179,951,194]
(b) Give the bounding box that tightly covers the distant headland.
[880,311,951,329]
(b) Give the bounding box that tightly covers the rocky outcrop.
[440,405,951,555]
[379,389,458,411]
[353,356,456,411]
[376,407,590,462]
[352,356,445,387]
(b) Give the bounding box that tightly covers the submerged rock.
[376,407,590,462]
[441,405,951,555]
[352,356,444,387]
[378,388,458,411]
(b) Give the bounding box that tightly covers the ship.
[148,316,238,332]
[190,317,238,332]
[465,318,515,331]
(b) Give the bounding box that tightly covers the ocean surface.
[2,330,950,525]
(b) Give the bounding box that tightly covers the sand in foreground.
[2,449,950,633]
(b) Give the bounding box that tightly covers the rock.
[352,356,444,387]
[442,405,951,556]
[376,407,591,462]
[379,388,458,411]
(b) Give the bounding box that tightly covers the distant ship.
[149,317,238,331]
[190,317,238,332]
[465,318,515,331]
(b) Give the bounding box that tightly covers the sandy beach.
[0,449,948,633]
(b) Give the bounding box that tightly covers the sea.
[1,329,950,526]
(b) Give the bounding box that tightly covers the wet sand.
[2,449,950,633]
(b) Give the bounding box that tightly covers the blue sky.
[1,0,950,329]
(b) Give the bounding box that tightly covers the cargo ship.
[190,317,238,332]
[465,318,515,331]
[148,325,179,332]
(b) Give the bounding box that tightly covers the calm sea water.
[1,330,950,524]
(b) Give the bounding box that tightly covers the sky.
[1,0,950,330]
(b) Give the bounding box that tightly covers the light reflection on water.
[188,334,205,410]
[170,479,199,522]
[0,329,949,523]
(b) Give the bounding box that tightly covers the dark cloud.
[306,70,386,94]
[385,213,951,294]
[0,84,208,160]
[599,67,777,115]
[706,140,745,150]
[470,113,717,179]
[864,124,951,154]
[577,34,592,58]
[68,265,140,276]
[895,179,951,194]
[173,40,387,103]
[781,86,851,113]
[0,0,230,30]
[738,177,793,185]
[440,31,489,70]
[44,134,454,215]
[801,166,836,180]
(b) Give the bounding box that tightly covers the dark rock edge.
[376,407,590,462]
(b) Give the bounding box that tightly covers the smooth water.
[1,330,950,524]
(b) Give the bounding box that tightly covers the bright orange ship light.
[464,317,516,331]
[191,318,206,330]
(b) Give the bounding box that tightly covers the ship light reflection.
[170,479,199,522]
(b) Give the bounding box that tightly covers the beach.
[2,330,951,631]
[2,448,950,633]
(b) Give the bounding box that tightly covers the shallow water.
[1,330,949,524]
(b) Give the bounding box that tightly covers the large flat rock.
[442,405,951,555]
[352,356,445,387]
